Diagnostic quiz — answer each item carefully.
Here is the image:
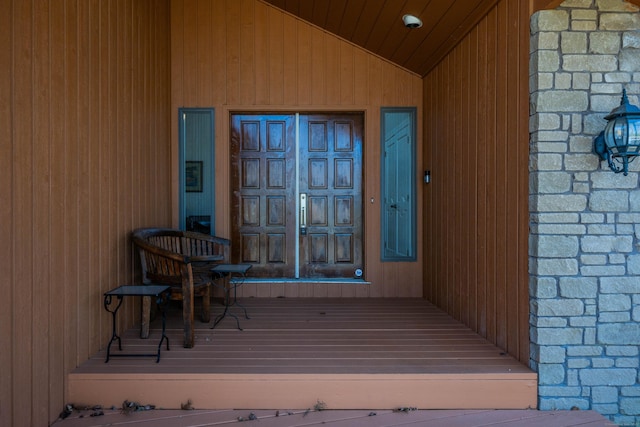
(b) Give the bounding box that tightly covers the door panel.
[299,114,363,278]
[231,113,363,279]
[231,114,296,277]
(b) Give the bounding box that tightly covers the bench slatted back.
[132,229,230,287]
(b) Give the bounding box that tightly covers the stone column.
[529,0,640,424]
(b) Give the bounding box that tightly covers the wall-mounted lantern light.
[594,89,640,176]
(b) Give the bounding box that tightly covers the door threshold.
[232,277,371,285]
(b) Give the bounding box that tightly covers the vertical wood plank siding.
[1,1,171,425]
[423,0,530,362]
[1,0,535,424]
[170,0,424,299]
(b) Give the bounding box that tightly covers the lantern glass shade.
[629,119,640,147]
[595,90,640,175]
[603,115,640,155]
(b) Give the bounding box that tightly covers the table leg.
[211,292,242,330]
[231,275,250,320]
[104,295,124,363]
[155,291,170,362]
[211,274,242,330]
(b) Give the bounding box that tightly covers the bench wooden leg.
[201,284,211,323]
[140,295,151,339]
[182,280,195,348]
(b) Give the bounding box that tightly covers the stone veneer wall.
[529,0,640,424]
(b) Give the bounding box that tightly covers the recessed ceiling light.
[402,14,423,29]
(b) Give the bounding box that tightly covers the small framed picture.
[185,161,203,192]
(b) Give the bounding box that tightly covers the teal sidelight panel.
[179,108,215,234]
[380,107,417,261]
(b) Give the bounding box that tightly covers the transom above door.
[230,113,364,279]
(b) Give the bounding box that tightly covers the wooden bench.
[131,228,230,348]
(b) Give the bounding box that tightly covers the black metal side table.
[210,264,252,330]
[103,285,171,363]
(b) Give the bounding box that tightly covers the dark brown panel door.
[231,114,296,277]
[230,113,363,279]
[298,113,363,277]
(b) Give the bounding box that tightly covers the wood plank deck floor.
[69,299,538,411]
[75,298,530,374]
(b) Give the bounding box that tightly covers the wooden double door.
[230,113,363,279]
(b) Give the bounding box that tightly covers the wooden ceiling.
[261,0,502,77]
[262,0,640,77]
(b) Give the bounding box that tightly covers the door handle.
[300,193,307,234]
